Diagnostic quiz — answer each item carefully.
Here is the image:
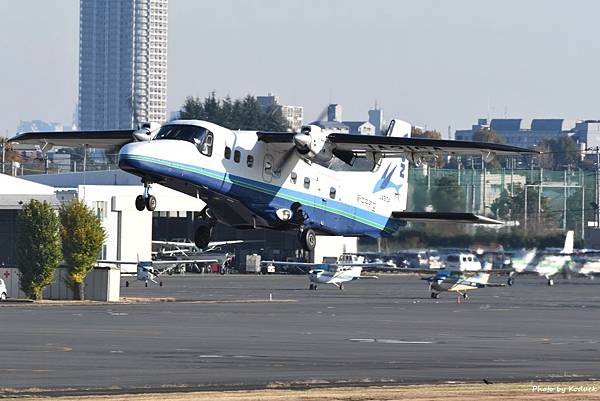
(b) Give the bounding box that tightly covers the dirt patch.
[3,381,599,401]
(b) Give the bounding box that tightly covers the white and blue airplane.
[10,118,535,250]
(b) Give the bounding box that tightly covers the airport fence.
[3,153,597,239]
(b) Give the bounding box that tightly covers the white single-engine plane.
[262,254,382,290]
[10,119,536,250]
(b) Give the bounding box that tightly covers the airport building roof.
[0,173,59,209]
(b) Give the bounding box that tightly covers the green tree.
[179,93,289,131]
[60,200,107,300]
[494,184,555,229]
[472,128,504,144]
[472,128,505,169]
[16,200,62,300]
[490,189,512,219]
[411,127,442,139]
[430,175,465,213]
[537,135,579,169]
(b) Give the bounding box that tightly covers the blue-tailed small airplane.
[10,118,535,250]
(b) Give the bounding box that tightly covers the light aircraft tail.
[561,231,574,254]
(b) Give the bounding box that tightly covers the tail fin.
[373,119,411,212]
[561,231,574,254]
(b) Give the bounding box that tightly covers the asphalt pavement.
[1,273,599,396]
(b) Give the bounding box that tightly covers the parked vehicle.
[0,279,7,301]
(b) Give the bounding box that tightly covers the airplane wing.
[257,132,537,158]
[392,212,502,225]
[327,134,538,158]
[151,259,219,265]
[153,240,244,248]
[9,130,136,148]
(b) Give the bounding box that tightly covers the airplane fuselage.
[118,120,406,238]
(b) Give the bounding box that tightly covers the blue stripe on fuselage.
[119,154,400,236]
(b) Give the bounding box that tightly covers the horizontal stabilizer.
[392,211,502,225]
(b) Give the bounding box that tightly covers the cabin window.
[329,187,336,199]
[290,172,297,184]
[154,125,213,157]
[224,146,231,159]
[234,150,241,163]
[304,177,310,189]
[200,132,213,156]
[247,155,254,168]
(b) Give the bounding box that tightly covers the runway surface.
[1,273,599,395]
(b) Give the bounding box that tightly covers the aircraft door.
[262,154,274,183]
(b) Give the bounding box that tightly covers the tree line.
[179,92,290,131]
[16,199,106,301]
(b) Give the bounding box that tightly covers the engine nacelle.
[293,125,333,164]
[133,121,162,142]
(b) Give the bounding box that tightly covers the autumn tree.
[60,200,107,300]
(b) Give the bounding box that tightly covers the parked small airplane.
[99,259,218,287]
[262,254,383,290]
[10,119,535,250]
[421,269,506,300]
[508,231,574,286]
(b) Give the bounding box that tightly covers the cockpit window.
[154,125,213,157]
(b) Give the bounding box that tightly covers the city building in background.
[368,106,384,135]
[78,0,168,130]
[343,121,375,135]
[17,120,74,133]
[455,118,580,147]
[257,93,304,131]
[327,104,343,122]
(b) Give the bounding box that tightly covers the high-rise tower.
[78,0,168,130]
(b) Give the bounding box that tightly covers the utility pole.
[510,157,514,196]
[482,157,486,215]
[1,139,5,174]
[563,169,567,231]
[524,185,528,230]
[582,180,586,241]
[538,167,543,224]
[596,147,600,227]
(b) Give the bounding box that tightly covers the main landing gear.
[547,278,554,286]
[135,181,157,211]
[300,228,317,251]
[194,208,216,249]
[194,224,214,249]
[309,283,318,290]
[430,292,440,299]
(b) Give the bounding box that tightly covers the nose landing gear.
[135,181,157,211]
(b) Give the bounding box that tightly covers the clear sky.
[1,0,600,137]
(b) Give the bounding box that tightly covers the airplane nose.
[118,140,198,176]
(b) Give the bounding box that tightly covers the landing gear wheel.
[145,195,157,211]
[159,281,163,287]
[547,278,554,286]
[135,195,146,211]
[0,292,6,301]
[125,281,130,288]
[313,284,318,291]
[463,293,469,299]
[144,281,148,287]
[309,283,314,290]
[300,229,317,251]
[431,292,439,299]
[507,277,515,286]
[339,283,344,291]
[194,225,213,249]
